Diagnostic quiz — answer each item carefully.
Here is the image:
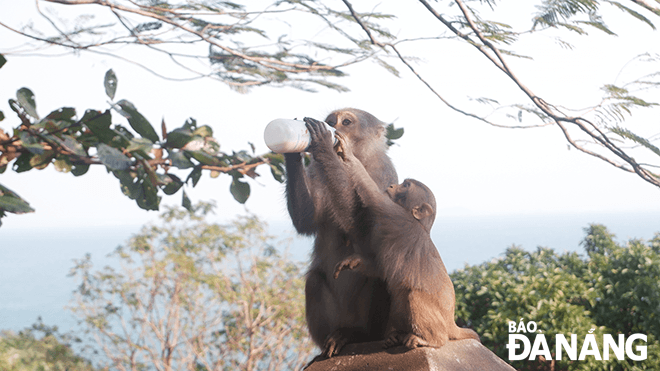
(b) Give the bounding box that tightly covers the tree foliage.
[67,202,315,370]
[0,319,98,371]
[452,224,660,371]
[0,65,280,225]
[0,59,403,226]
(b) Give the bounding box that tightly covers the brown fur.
[333,135,480,349]
[284,108,397,357]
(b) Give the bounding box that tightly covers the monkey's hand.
[304,117,334,160]
[333,255,362,279]
[335,132,356,163]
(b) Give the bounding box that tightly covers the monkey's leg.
[305,270,336,348]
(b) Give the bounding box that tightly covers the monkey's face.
[387,179,437,230]
[325,108,383,146]
[325,110,360,139]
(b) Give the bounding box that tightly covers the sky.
[1,2,659,238]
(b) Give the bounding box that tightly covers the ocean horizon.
[1,210,658,334]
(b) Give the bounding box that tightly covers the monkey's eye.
[342,119,352,126]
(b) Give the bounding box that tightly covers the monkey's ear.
[412,203,434,221]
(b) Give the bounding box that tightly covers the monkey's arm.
[336,133,393,210]
[284,153,316,235]
[305,118,356,233]
[345,158,392,210]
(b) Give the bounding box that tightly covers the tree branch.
[415,0,660,187]
[341,0,553,129]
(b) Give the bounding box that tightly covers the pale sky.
[1,0,659,233]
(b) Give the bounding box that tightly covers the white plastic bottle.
[264,118,337,153]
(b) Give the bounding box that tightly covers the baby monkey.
[333,133,480,349]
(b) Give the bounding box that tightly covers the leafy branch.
[0,67,285,224]
[0,60,404,225]
[341,0,660,188]
[0,0,397,92]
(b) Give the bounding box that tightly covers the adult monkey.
[284,108,398,357]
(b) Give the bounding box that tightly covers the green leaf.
[104,69,118,100]
[269,164,284,183]
[29,150,55,169]
[611,127,660,157]
[187,166,202,187]
[97,143,132,170]
[82,109,114,144]
[116,100,159,142]
[71,163,89,176]
[0,111,5,121]
[0,54,6,69]
[46,107,76,121]
[0,194,34,214]
[111,124,134,148]
[0,183,34,214]
[165,128,193,149]
[137,172,160,211]
[13,153,34,172]
[263,153,284,183]
[186,149,220,166]
[54,156,73,173]
[168,150,194,169]
[18,131,46,155]
[606,1,656,30]
[192,125,213,137]
[375,57,400,77]
[17,87,39,119]
[50,134,87,157]
[230,177,250,204]
[577,21,616,35]
[182,190,192,211]
[113,169,138,198]
[162,174,184,195]
[126,137,154,154]
[385,123,404,147]
[386,124,404,140]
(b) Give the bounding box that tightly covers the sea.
[1,210,658,334]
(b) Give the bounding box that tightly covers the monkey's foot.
[383,331,404,348]
[384,332,431,349]
[333,256,362,279]
[322,330,351,357]
[401,333,431,349]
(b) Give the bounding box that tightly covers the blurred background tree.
[453,225,660,371]
[0,319,99,371]
[67,201,315,370]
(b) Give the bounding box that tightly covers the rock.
[304,339,515,371]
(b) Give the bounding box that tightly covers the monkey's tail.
[450,326,481,343]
